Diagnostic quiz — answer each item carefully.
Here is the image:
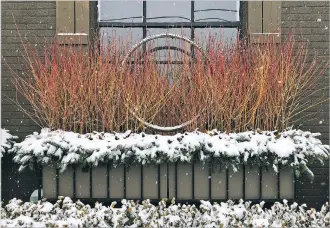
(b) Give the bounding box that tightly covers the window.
[98,0,241,45]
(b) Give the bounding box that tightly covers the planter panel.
[143,165,158,199]
[42,163,294,201]
[92,166,107,198]
[262,168,277,199]
[43,167,56,198]
[177,163,193,199]
[168,163,176,199]
[245,166,260,199]
[76,166,90,198]
[59,167,73,197]
[194,162,209,199]
[109,166,124,198]
[280,166,294,199]
[211,169,227,199]
[126,165,141,198]
[228,165,243,199]
[160,163,168,198]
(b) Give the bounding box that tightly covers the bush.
[1,129,17,157]
[7,30,329,133]
[10,128,329,177]
[1,197,329,227]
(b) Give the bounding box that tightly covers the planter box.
[43,163,294,201]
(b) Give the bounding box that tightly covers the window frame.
[97,1,243,43]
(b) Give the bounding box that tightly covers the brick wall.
[282,1,329,209]
[1,1,56,202]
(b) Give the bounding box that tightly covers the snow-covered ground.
[10,128,329,178]
[1,129,18,157]
[1,197,329,227]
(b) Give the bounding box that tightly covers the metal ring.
[120,33,211,132]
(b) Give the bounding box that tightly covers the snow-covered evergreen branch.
[9,128,329,178]
[1,129,18,157]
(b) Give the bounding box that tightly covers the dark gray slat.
[107,163,110,198]
[226,169,229,200]
[38,167,42,200]
[167,163,169,199]
[277,164,280,199]
[192,162,195,199]
[90,166,93,198]
[243,165,245,200]
[56,169,59,197]
[175,162,178,199]
[124,165,127,198]
[141,165,144,199]
[73,165,76,200]
[158,164,161,199]
[208,164,212,200]
[259,167,262,200]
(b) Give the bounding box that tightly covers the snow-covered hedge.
[1,197,329,227]
[1,129,18,157]
[10,128,329,178]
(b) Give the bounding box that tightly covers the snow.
[1,129,18,157]
[9,128,329,178]
[1,197,329,227]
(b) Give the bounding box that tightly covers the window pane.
[146,28,191,61]
[194,28,238,48]
[147,1,191,22]
[100,27,143,46]
[194,1,239,22]
[99,0,143,22]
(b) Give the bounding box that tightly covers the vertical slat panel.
[160,163,168,198]
[194,161,209,199]
[109,166,124,198]
[75,166,90,198]
[262,1,281,33]
[92,165,107,198]
[107,163,110,198]
[143,165,158,199]
[126,165,141,198]
[168,163,176,199]
[242,165,246,200]
[72,166,76,200]
[90,167,93,198]
[38,168,42,200]
[43,167,56,198]
[262,167,278,199]
[228,166,243,199]
[211,169,226,199]
[141,166,144,199]
[177,163,193,199]
[59,167,73,197]
[56,1,75,33]
[280,166,294,199]
[245,166,260,199]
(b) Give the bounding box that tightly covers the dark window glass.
[99,1,143,22]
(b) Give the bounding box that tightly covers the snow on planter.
[1,197,329,227]
[9,128,329,178]
[1,128,18,157]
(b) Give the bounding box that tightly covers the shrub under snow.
[10,128,329,178]
[1,129,18,157]
[1,197,329,227]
